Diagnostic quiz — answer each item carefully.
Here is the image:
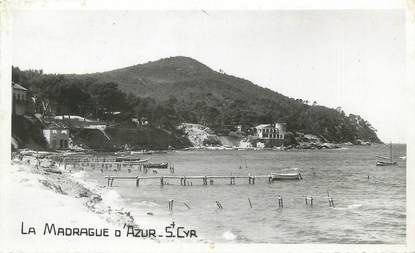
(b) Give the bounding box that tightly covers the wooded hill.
[12,56,381,144]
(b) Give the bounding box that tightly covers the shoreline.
[3,145,406,248]
[1,155,207,251]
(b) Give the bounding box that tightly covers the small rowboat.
[144,162,169,169]
[115,156,143,162]
[271,168,303,181]
[376,160,397,166]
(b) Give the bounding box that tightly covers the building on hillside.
[12,82,34,115]
[43,128,69,149]
[132,117,149,126]
[236,125,242,133]
[254,123,286,140]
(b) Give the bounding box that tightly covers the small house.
[12,82,34,115]
[43,128,69,149]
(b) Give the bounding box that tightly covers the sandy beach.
[0,155,208,252]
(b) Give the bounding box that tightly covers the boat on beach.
[115,156,143,162]
[130,150,168,155]
[143,162,169,169]
[271,168,303,180]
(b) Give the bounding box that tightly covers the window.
[60,139,63,148]
[52,130,57,134]
[64,140,68,148]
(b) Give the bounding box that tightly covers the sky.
[11,10,407,143]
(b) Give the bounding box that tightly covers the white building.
[12,82,33,115]
[43,128,69,149]
[254,123,286,140]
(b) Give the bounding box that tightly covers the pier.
[105,174,274,187]
[61,156,174,173]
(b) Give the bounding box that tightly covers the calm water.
[81,144,406,243]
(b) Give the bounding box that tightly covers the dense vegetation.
[71,127,191,151]
[12,115,48,150]
[12,56,381,143]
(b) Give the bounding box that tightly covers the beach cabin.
[43,127,70,149]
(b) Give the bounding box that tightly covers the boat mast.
[390,142,393,162]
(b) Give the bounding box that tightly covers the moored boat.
[115,156,144,162]
[376,160,397,166]
[376,142,397,166]
[271,168,303,180]
[144,162,169,169]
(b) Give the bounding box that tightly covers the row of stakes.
[166,195,335,211]
[107,177,257,187]
[66,163,175,174]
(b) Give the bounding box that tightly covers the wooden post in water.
[136,178,140,187]
[184,202,191,209]
[277,195,283,208]
[160,176,164,187]
[305,196,313,207]
[328,197,335,207]
[248,198,252,208]
[168,200,174,211]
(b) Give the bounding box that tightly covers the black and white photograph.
[0,1,413,252]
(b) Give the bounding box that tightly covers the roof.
[44,127,69,131]
[255,124,272,129]
[12,82,28,91]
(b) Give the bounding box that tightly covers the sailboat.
[376,142,397,166]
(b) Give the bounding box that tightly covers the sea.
[78,144,406,244]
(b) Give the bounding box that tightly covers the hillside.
[12,56,382,144]
[71,127,191,151]
[80,56,381,143]
[82,56,284,103]
[12,115,49,150]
